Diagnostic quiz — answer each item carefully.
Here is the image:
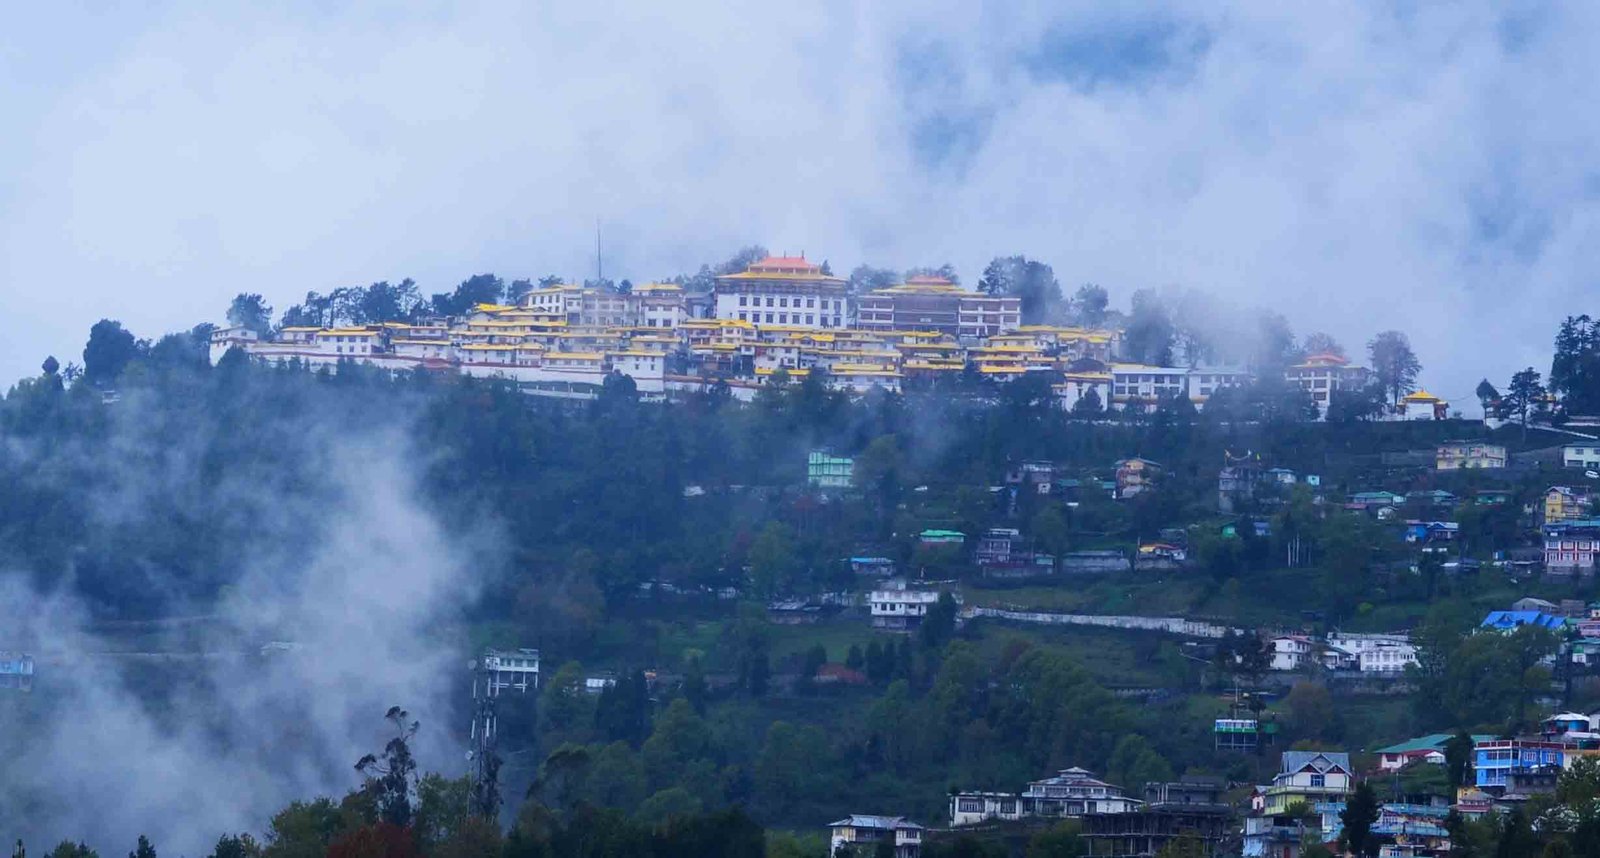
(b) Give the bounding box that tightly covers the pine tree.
[1339,781,1380,858]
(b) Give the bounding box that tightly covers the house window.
[957,799,983,813]
[1311,775,1325,787]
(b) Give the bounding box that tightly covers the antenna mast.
[468,648,538,820]
[468,656,501,819]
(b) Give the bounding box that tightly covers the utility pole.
[468,656,502,820]
[468,648,538,820]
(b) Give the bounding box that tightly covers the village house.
[1214,717,1276,752]
[1544,486,1593,524]
[949,768,1142,827]
[1539,712,1594,737]
[1406,489,1458,510]
[868,580,942,630]
[1081,777,1230,858]
[1481,610,1567,632]
[1563,443,1600,470]
[808,451,854,489]
[1436,441,1507,470]
[1134,541,1186,570]
[1267,635,1320,671]
[1511,596,1561,614]
[1374,734,1493,772]
[1325,632,1419,674]
[848,557,896,577]
[1005,460,1057,494]
[1244,752,1354,857]
[1114,458,1161,500]
[1347,491,1405,514]
[479,648,540,694]
[918,529,965,546]
[1542,520,1600,575]
[1404,520,1459,545]
[828,815,923,858]
[1474,738,1566,794]
[974,528,1023,566]
[1262,752,1353,816]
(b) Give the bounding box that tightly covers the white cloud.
[4,2,1599,401]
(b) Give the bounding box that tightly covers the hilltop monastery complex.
[211,254,1443,416]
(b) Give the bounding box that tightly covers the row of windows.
[738,296,842,310]
[1112,384,1184,396]
[737,312,843,326]
[872,603,927,613]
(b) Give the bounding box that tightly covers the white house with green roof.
[1375,733,1495,772]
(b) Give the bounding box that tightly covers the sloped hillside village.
[179,255,1600,856]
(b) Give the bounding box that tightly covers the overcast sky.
[3,3,1597,401]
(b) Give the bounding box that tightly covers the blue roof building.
[1481,611,1567,632]
[1474,739,1566,792]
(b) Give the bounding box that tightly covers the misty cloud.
[0,411,488,854]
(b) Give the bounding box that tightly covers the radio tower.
[468,648,539,819]
[468,657,502,819]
